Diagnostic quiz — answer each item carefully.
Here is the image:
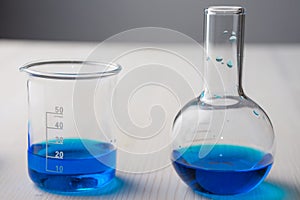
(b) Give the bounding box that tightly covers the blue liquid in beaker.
[28,139,116,192]
[172,145,273,195]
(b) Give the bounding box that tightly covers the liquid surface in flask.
[28,138,116,192]
[172,144,273,195]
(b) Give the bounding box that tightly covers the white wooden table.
[0,40,299,199]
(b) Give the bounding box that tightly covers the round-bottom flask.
[171,6,275,195]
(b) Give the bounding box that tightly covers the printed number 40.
[55,122,63,129]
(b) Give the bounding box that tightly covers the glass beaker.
[20,60,121,193]
[171,6,275,195]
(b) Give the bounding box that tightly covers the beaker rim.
[19,60,122,80]
[205,6,245,15]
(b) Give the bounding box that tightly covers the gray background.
[0,0,299,43]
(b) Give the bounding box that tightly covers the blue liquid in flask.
[28,138,116,192]
[172,145,273,195]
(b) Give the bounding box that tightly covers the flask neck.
[202,6,245,99]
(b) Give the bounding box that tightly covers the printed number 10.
[56,165,63,173]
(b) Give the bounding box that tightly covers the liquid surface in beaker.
[172,144,273,195]
[28,138,116,192]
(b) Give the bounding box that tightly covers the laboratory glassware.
[20,60,121,192]
[171,6,275,195]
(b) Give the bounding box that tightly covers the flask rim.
[205,6,245,15]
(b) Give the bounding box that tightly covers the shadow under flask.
[171,6,275,195]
